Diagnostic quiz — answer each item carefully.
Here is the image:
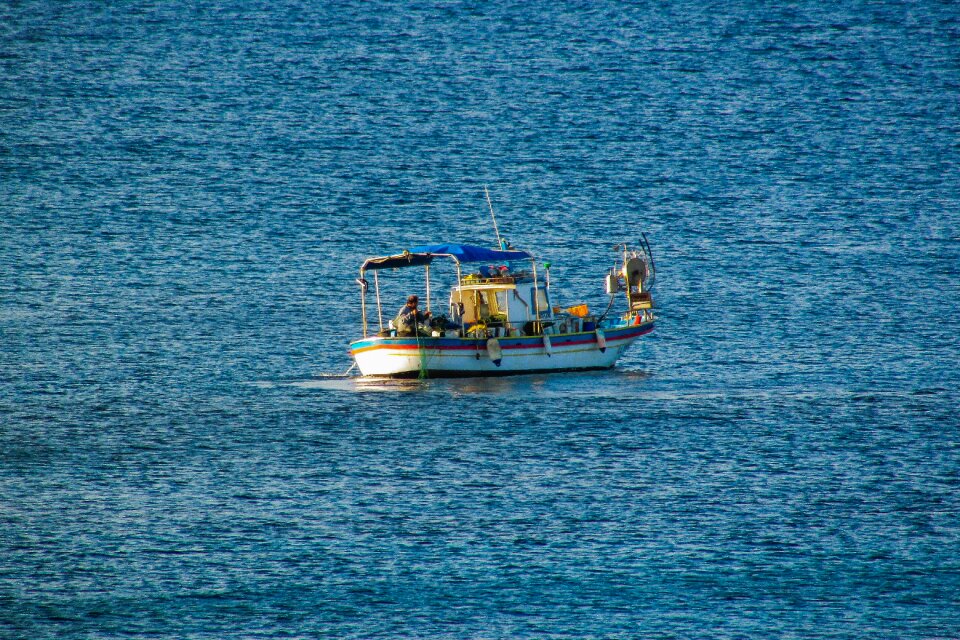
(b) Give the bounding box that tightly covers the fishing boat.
[348,237,657,378]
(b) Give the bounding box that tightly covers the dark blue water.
[3,1,960,637]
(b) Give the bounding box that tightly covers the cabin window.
[494,290,509,315]
[451,288,516,324]
[477,291,491,318]
[530,287,550,317]
[451,290,474,323]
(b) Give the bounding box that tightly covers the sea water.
[2,1,959,637]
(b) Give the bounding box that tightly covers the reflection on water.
[272,367,654,395]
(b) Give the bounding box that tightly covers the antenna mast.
[484,185,504,249]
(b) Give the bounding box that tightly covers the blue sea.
[3,1,959,637]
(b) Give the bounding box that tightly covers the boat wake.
[251,374,432,392]
[252,367,655,395]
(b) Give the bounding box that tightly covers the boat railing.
[461,275,525,285]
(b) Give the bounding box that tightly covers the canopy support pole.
[623,244,631,312]
[374,271,383,331]
[360,269,368,338]
[425,264,431,313]
[531,259,541,321]
[455,263,463,336]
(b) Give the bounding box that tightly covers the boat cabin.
[450,274,552,337]
[357,243,557,339]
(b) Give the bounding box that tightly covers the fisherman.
[395,295,431,336]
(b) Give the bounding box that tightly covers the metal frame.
[358,251,541,338]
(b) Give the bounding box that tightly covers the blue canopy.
[361,243,531,271]
[408,243,532,263]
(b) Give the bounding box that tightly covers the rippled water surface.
[3,1,960,638]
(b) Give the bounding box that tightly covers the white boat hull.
[350,320,654,378]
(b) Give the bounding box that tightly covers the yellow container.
[567,304,589,317]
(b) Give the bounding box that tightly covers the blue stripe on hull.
[350,321,655,377]
[350,323,655,354]
[365,365,616,379]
